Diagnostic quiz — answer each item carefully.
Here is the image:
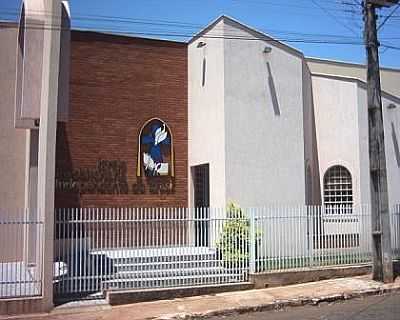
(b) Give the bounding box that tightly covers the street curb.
[154,285,400,320]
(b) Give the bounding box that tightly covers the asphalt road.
[212,293,400,320]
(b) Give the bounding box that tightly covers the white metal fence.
[392,204,400,260]
[0,209,43,299]
[54,205,400,297]
[54,208,249,296]
[252,205,372,273]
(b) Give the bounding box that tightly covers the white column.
[24,129,39,265]
[37,0,62,310]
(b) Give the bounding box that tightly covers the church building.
[0,1,400,313]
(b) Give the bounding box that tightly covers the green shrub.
[217,202,261,267]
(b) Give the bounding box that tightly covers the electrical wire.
[230,0,356,13]
[0,9,370,40]
[2,19,400,51]
[310,0,360,36]
[378,3,400,31]
[0,4,398,50]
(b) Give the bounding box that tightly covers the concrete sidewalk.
[3,275,400,320]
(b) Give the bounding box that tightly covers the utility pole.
[363,0,398,283]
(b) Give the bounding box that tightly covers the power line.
[0,9,205,28]
[231,0,358,13]
[377,3,400,31]
[0,15,364,41]
[0,1,368,23]
[380,43,400,51]
[0,9,375,40]
[341,0,364,33]
[310,0,360,36]
[0,6,397,51]
[2,19,400,51]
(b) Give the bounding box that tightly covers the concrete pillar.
[36,0,62,310]
[24,129,39,265]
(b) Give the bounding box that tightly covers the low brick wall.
[249,265,372,289]
[106,283,254,305]
[0,297,50,316]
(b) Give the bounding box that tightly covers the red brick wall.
[55,31,188,208]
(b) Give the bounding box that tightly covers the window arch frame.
[323,165,353,214]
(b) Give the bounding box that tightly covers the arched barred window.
[323,165,353,214]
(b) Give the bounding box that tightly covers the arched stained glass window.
[137,118,174,177]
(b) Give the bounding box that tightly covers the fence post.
[249,209,256,274]
[307,206,314,267]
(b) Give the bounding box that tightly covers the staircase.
[90,247,246,290]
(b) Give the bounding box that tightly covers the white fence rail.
[54,205,400,297]
[0,209,43,299]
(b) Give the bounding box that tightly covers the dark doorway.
[192,164,210,246]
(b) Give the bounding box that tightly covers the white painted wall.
[312,75,400,208]
[356,86,371,207]
[0,24,27,210]
[354,87,400,209]
[307,58,400,97]
[189,17,309,209]
[382,94,400,208]
[312,76,363,205]
[302,61,321,205]
[189,17,400,212]
[188,20,226,209]
[223,21,306,207]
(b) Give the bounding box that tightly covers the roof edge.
[311,72,400,104]
[70,28,186,45]
[306,56,400,73]
[188,14,225,45]
[189,15,304,58]
[0,20,18,26]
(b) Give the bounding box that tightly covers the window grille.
[323,165,353,214]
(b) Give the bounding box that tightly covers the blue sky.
[1,0,399,68]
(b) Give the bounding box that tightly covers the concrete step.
[114,259,221,272]
[114,266,229,278]
[102,273,245,290]
[90,247,218,265]
[110,254,217,265]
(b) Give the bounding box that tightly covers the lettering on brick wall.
[56,160,129,194]
[132,177,175,195]
[56,160,175,195]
